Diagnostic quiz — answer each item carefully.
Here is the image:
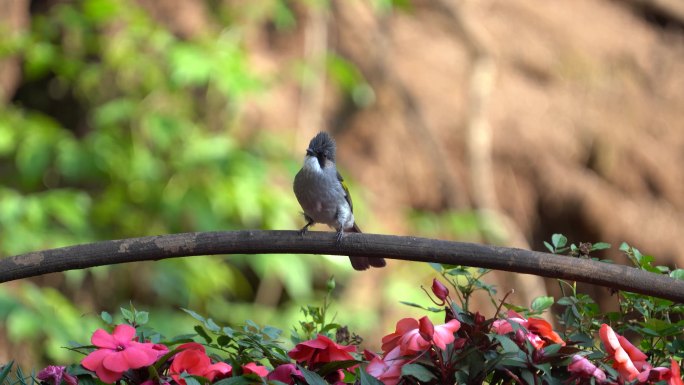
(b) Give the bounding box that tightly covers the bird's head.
[305,132,336,169]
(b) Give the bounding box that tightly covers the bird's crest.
[308,132,336,162]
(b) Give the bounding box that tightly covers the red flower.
[241,362,268,377]
[431,279,449,304]
[381,317,461,355]
[81,324,161,384]
[599,324,648,382]
[366,346,409,385]
[637,359,684,385]
[670,359,684,385]
[418,316,435,342]
[169,343,232,385]
[266,364,302,385]
[567,355,607,384]
[288,335,356,366]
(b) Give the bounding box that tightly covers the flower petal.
[111,324,137,344]
[82,349,111,371]
[91,329,117,349]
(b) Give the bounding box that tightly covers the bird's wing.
[337,171,353,213]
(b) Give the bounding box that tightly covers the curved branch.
[2,231,683,302]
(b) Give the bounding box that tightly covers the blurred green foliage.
[0,0,466,370]
[0,0,364,367]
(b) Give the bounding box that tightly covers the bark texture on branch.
[2,231,683,302]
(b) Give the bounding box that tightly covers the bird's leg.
[335,227,345,244]
[298,215,315,236]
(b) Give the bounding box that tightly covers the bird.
[293,132,386,271]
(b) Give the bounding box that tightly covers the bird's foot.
[335,229,345,245]
[298,216,314,237]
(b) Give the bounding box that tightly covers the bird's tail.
[347,223,386,271]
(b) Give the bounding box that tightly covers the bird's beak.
[306,148,315,157]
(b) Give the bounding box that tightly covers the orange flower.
[599,324,647,382]
[526,318,565,346]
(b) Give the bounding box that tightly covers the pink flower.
[266,364,302,385]
[169,343,232,385]
[381,317,461,355]
[431,319,461,350]
[242,362,268,377]
[493,311,565,349]
[567,355,607,384]
[366,346,409,385]
[599,324,648,382]
[382,318,430,355]
[81,324,161,384]
[37,366,78,385]
[288,334,356,366]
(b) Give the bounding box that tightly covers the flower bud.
[533,347,545,363]
[418,316,435,342]
[474,312,485,325]
[431,279,449,302]
[514,329,527,345]
[326,276,336,291]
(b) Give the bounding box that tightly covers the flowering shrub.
[1,235,683,384]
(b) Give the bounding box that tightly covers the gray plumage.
[293,132,386,271]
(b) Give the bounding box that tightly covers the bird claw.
[335,229,344,245]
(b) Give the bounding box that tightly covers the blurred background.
[1,0,683,369]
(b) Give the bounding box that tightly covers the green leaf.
[552,234,567,248]
[446,266,471,277]
[194,325,212,344]
[213,377,252,385]
[428,263,444,272]
[491,334,521,354]
[296,366,328,385]
[543,343,562,355]
[521,369,535,385]
[543,241,554,253]
[619,242,630,252]
[216,335,231,347]
[671,269,684,281]
[120,307,134,323]
[317,360,361,376]
[182,308,207,324]
[100,311,113,324]
[0,361,14,383]
[556,297,576,306]
[401,364,436,382]
[205,318,221,333]
[591,242,611,251]
[398,301,443,312]
[135,311,149,325]
[358,367,385,385]
[180,373,203,385]
[262,326,282,340]
[531,296,554,313]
